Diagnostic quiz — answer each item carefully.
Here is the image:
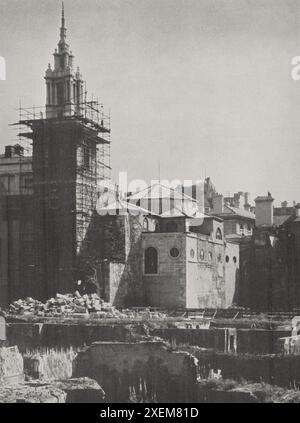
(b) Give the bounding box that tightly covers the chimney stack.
[254,193,274,227]
[212,194,224,214]
[244,192,251,211]
[4,144,24,158]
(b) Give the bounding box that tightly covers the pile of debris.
[7,292,123,318]
[6,292,167,320]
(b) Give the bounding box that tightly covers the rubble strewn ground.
[0,377,105,403]
[6,292,167,319]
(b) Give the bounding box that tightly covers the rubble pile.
[7,292,122,318]
[6,292,167,320]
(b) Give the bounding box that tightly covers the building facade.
[0,145,34,307]
[91,183,240,309]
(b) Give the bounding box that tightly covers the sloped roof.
[96,199,159,216]
[126,182,197,202]
[223,205,255,220]
[273,215,292,226]
[160,204,207,218]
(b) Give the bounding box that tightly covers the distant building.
[238,193,300,311]
[211,193,255,241]
[0,145,34,307]
[273,201,300,226]
[0,145,32,196]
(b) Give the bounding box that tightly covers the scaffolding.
[12,98,112,252]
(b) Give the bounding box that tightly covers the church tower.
[19,4,111,299]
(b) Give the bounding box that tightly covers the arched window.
[216,228,223,240]
[144,247,158,274]
[166,221,178,233]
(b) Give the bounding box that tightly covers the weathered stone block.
[0,346,24,385]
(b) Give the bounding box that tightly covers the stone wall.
[6,322,133,351]
[186,235,238,308]
[142,233,186,308]
[74,341,198,402]
[151,328,237,352]
[0,346,24,384]
[80,213,145,307]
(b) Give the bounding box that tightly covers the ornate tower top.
[45,4,83,118]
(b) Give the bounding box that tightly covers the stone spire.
[59,2,67,50]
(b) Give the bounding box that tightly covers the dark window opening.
[170,247,180,258]
[166,221,178,232]
[145,247,158,274]
[199,249,205,260]
[226,255,230,263]
[216,228,223,240]
[83,142,90,169]
[57,82,64,106]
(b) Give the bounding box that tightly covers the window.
[240,224,244,231]
[166,221,178,232]
[190,249,195,258]
[216,228,223,240]
[218,253,222,263]
[170,247,180,258]
[247,224,252,232]
[225,255,230,263]
[233,256,237,264]
[24,178,33,190]
[57,82,64,105]
[143,218,149,231]
[83,141,91,169]
[208,251,213,261]
[199,249,205,261]
[144,247,158,274]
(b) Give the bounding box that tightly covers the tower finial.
[61,2,65,28]
[60,2,66,43]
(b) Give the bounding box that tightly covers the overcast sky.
[0,0,300,205]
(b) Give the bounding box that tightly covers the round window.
[190,249,195,258]
[233,256,237,264]
[225,255,230,263]
[170,247,180,258]
[199,249,205,260]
